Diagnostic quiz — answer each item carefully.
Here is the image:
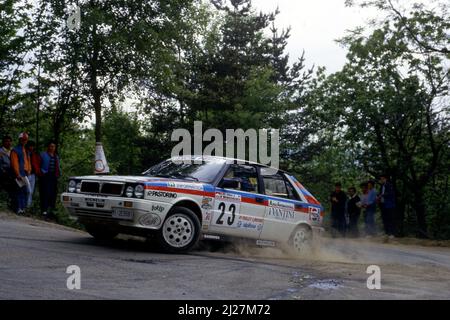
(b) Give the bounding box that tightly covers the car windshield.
[142,158,226,183]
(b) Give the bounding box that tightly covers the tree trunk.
[391,176,404,236]
[413,189,428,238]
[94,91,102,142]
[35,50,42,150]
[90,17,101,143]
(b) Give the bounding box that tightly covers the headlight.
[68,180,76,193]
[134,184,144,198]
[76,182,81,193]
[125,186,134,197]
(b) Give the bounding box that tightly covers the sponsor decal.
[203,234,221,240]
[256,239,276,247]
[201,197,213,210]
[268,199,294,209]
[237,221,263,231]
[167,182,204,191]
[147,190,178,198]
[205,211,212,221]
[267,206,296,220]
[215,192,241,202]
[237,216,264,231]
[139,213,161,226]
[309,206,320,222]
[239,215,264,223]
[151,204,165,213]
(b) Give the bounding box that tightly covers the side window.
[261,168,299,200]
[285,178,300,201]
[221,164,259,193]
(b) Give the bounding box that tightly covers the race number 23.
[213,201,240,227]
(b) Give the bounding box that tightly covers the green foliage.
[102,108,142,175]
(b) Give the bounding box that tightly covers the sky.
[251,0,380,73]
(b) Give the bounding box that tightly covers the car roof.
[170,155,289,174]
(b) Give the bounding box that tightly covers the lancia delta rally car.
[61,156,324,254]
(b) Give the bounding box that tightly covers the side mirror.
[221,178,240,189]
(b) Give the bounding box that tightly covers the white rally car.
[61,156,324,254]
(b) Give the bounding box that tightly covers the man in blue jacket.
[39,141,61,219]
[378,174,396,237]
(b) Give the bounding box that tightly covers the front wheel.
[157,206,201,253]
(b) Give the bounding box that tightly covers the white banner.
[94,142,110,174]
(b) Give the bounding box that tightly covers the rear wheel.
[85,224,119,241]
[287,225,313,256]
[157,206,201,253]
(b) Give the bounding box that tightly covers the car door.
[259,168,309,243]
[209,164,265,239]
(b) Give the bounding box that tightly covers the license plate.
[112,208,134,220]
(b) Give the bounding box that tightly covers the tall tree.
[0,0,32,135]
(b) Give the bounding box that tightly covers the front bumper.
[61,192,172,230]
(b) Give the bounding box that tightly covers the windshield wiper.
[151,174,172,178]
[171,173,199,181]
[151,173,199,181]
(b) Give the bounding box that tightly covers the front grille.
[81,181,100,193]
[80,181,124,196]
[101,183,123,196]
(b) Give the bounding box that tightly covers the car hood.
[70,175,206,186]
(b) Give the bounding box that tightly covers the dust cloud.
[202,236,390,265]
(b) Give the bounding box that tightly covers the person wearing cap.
[10,132,31,214]
[39,140,61,219]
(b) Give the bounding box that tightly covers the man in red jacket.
[26,140,41,209]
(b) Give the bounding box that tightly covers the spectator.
[39,141,61,219]
[10,132,31,215]
[26,141,41,209]
[361,180,377,236]
[0,135,15,210]
[330,182,347,236]
[378,174,396,237]
[347,186,361,237]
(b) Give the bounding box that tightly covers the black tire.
[157,206,201,253]
[85,224,119,241]
[287,224,313,257]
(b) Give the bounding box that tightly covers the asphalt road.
[1,212,450,299]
